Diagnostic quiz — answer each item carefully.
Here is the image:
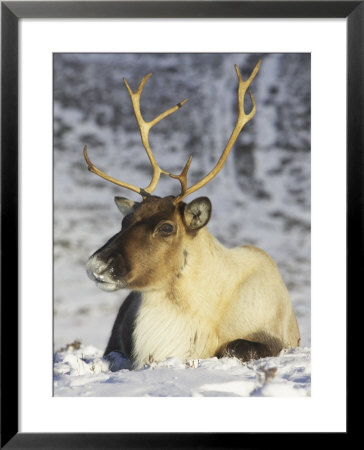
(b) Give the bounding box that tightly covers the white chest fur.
[131,291,217,369]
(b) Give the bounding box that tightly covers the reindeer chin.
[96,279,128,292]
[96,281,120,292]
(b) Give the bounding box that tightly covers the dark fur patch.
[104,291,142,358]
[216,339,273,362]
[183,249,188,267]
[176,250,188,279]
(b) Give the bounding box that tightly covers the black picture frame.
[1,1,359,448]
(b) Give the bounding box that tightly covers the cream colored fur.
[131,228,300,369]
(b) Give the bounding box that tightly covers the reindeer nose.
[86,251,128,283]
[86,255,108,281]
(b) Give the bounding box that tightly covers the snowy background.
[53,53,311,396]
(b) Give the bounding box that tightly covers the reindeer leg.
[216,339,277,362]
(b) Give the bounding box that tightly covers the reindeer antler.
[84,61,260,201]
[174,60,261,203]
[83,72,190,197]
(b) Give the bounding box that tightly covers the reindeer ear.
[183,197,212,231]
[114,196,136,215]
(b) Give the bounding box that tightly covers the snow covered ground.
[53,53,311,397]
[54,343,310,397]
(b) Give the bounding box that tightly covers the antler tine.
[123,73,188,194]
[169,155,193,197]
[83,145,148,196]
[174,60,261,203]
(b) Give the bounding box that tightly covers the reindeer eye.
[156,222,175,235]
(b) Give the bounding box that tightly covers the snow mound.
[54,344,310,397]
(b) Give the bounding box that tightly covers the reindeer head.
[85,62,260,292]
[86,195,212,291]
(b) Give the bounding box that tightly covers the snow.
[53,53,311,397]
[54,344,310,397]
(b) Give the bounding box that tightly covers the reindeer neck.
[164,228,234,311]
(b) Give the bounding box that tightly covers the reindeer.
[84,61,300,370]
